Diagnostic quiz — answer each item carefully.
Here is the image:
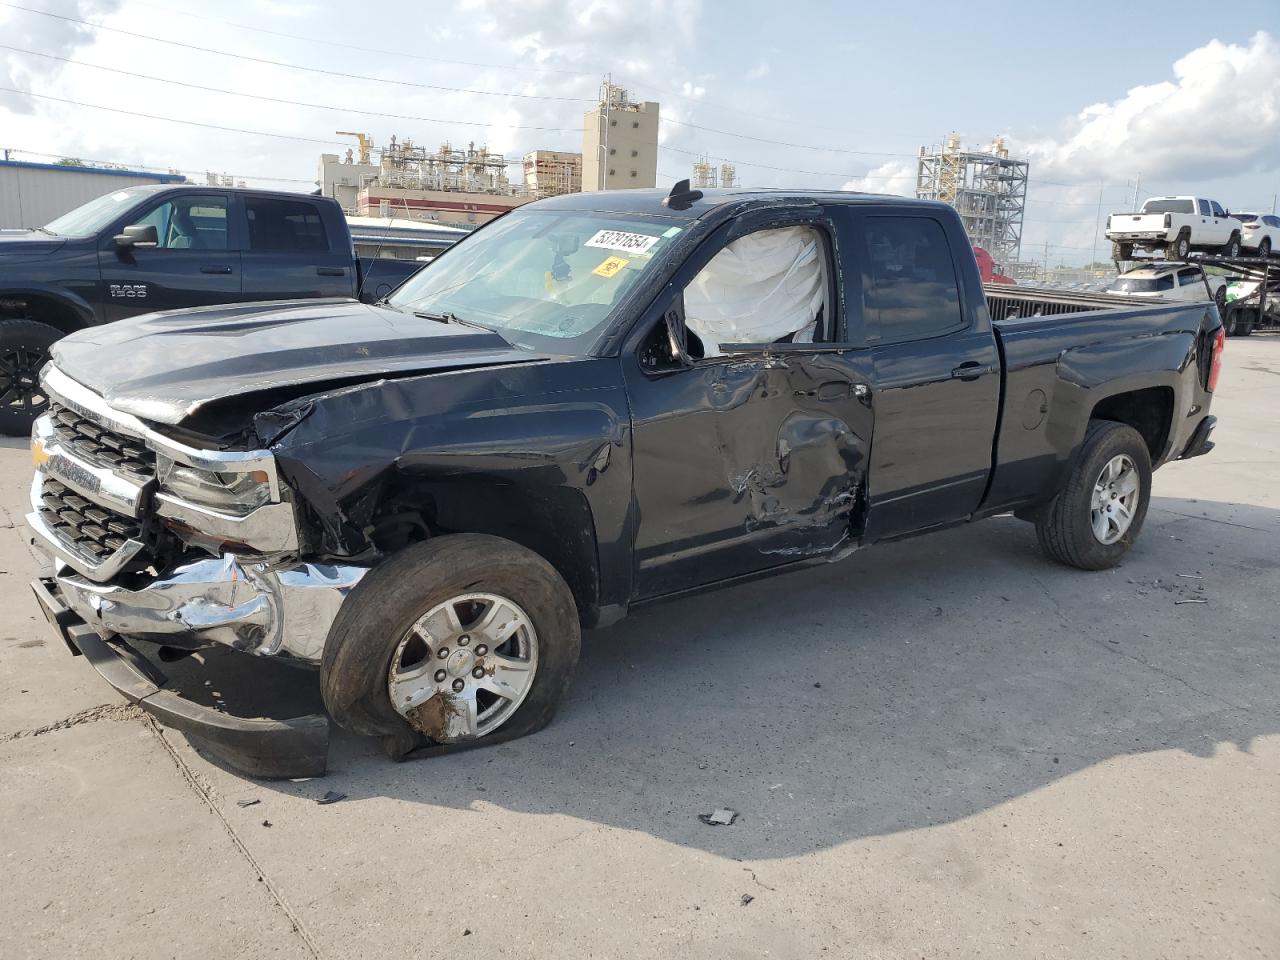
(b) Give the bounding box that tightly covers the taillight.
[1164,213,1171,228]
[1208,326,1225,392]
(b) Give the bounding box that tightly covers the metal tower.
[916,133,1029,267]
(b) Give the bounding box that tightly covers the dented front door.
[626,348,873,600]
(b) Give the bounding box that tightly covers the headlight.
[156,455,272,513]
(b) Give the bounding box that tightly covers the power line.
[0,44,579,135]
[123,0,828,132]
[0,2,593,102]
[125,0,591,79]
[0,87,363,148]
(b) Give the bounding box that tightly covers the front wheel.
[1222,234,1242,258]
[321,534,581,753]
[0,318,61,435]
[1258,238,1272,258]
[1035,420,1152,570]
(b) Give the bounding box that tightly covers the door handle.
[200,265,233,274]
[316,267,346,277]
[951,362,989,381]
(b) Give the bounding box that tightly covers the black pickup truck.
[0,184,422,432]
[26,184,1223,777]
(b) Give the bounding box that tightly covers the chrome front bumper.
[48,555,369,664]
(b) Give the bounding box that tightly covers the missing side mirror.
[664,306,691,366]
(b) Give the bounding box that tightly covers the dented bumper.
[30,575,331,779]
[46,553,369,664]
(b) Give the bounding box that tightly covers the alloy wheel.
[1090,454,1140,544]
[387,592,539,741]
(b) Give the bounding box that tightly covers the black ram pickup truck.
[26,185,1224,777]
[0,184,422,433]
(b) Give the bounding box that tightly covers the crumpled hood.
[49,298,552,425]
[0,229,67,257]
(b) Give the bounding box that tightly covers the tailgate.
[1110,214,1165,233]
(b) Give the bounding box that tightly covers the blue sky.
[1,0,1277,264]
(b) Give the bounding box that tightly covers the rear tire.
[1168,233,1191,260]
[1213,285,1227,313]
[1035,420,1152,571]
[1258,238,1272,258]
[321,534,581,752]
[0,318,61,436]
[1111,241,1133,262]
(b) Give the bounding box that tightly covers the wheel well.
[364,475,602,627]
[1090,387,1174,461]
[0,293,87,335]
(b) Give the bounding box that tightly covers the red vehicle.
[974,246,1015,284]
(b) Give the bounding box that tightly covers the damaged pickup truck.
[27,184,1224,778]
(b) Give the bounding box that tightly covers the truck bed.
[982,293,1217,512]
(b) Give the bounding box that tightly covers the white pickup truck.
[1106,196,1242,261]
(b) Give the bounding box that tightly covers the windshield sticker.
[662,226,683,238]
[592,255,629,279]
[584,229,660,254]
[111,191,131,202]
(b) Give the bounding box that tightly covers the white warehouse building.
[0,159,186,229]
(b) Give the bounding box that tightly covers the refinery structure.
[915,133,1029,267]
[691,155,739,189]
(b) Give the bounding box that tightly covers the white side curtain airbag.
[684,226,826,357]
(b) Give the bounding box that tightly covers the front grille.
[39,477,147,565]
[48,402,155,480]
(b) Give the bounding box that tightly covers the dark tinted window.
[1210,201,1226,218]
[1112,274,1175,293]
[1197,199,1211,216]
[1141,199,1194,214]
[1232,212,1260,223]
[245,198,328,251]
[862,216,963,341]
[1178,269,1202,287]
[1267,216,1280,228]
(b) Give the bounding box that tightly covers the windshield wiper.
[412,310,495,333]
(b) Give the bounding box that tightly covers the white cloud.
[842,160,916,198]
[1026,31,1280,182]
[746,59,770,81]
[0,0,123,112]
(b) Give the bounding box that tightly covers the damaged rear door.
[622,207,873,600]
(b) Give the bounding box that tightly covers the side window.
[244,198,329,252]
[682,225,829,358]
[132,195,228,250]
[1210,201,1226,218]
[1197,199,1211,216]
[861,216,963,342]
[1155,274,1176,291]
[1178,269,1201,287]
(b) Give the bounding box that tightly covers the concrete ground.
[2,337,1277,960]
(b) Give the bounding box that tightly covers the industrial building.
[0,158,185,229]
[916,133,1029,268]
[523,150,583,197]
[691,155,738,189]
[318,134,531,227]
[582,82,659,191]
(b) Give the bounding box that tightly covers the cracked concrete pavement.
[2,338,1277,959]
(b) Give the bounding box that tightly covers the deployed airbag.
[685,226,826,356]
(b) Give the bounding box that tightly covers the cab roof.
[528,187,944,220]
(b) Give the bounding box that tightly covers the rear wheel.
[1168,233,1191,260]
[1111,241,1133,262]
[1035,420,1152,571]
[321,534,581,755]
[1258,238,1272,258]
[0,319,61,435]
[1213,285,1227,313]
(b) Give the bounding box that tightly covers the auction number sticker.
[592,256,629,279]
[584,229,660,254]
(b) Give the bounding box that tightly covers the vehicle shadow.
[173,495,1280,860]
